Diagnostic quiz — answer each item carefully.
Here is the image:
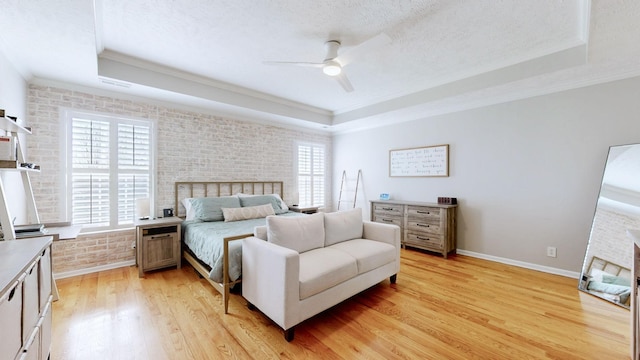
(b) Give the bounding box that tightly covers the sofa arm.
[242,237,300,330]
[363,221,401,249]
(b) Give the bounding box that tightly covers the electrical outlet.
[546,246,557,258]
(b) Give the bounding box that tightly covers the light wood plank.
[52,250,630,359]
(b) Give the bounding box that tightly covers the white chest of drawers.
[0,237,53,360]
[370,200,457,258]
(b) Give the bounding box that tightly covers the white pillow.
[267,212,324,253]
[324,207,363,246]
[182,198,195,220]
[222,204,275,222]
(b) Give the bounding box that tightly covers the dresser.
[370,200,457,258]
[0,236,53,360]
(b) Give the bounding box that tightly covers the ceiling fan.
[263,33,391,92]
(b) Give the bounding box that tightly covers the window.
[64,110,155,230]
[296,143,325,207]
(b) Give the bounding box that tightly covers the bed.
[175,181,303,314]
[584,256,632,306]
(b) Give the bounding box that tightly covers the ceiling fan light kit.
[322,60,342,76]
[263,33,391,92]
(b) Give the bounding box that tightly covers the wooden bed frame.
[174,181,284,314]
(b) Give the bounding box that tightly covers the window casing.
[296,143,325,207]
[63,110,155,230]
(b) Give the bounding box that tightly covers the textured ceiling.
[0,1,639,132]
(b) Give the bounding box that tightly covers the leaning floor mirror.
[579,143,640,308]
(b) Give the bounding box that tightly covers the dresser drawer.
[22,259,40,343]
[405,232,443,249]
[38,247,51,312]
[406,220,441,235]
[39,297,52,360]
[17,326,39,360]
[372,214,402,227]
[0,280,23,360]
[407,206,441,220]
[373,203,403,216]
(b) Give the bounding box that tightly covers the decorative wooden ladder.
[337,169,362,210]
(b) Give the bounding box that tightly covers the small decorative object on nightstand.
[289,205,319,214]
[135,216,182,277]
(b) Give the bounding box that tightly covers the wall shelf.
[0,160,40,171]
[1,116,32,134]
[0,115,40,241]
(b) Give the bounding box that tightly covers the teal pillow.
[189,196,241,221]
[587,281,630,295]
[602,274,630,287]
[239,195,286,214]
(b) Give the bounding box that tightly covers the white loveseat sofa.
[242,207,401,341]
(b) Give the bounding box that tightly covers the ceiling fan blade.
[334,71,354,92]
[335,32,392,66]
[263,61,324,68]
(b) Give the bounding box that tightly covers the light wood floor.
[52,249,630,359]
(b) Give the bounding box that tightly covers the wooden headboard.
[174,181,284,218]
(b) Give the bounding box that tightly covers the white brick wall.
[583,205,640,272]
[27,84,332,274]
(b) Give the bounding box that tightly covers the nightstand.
[135,217,182,277]
[289,205,319,214]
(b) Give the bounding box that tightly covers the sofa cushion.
[328,239,396,274]
[324,207,363,246]
[267,212,325,253]
[299,248,358,300]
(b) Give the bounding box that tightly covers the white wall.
[0,50,27,226]
[333,76,640,273]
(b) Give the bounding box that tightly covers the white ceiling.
[0,1,639,132]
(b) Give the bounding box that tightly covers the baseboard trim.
[53,252,579,280]
[53,260,136,279]
[456,249,580,279]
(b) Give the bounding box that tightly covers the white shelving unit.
[0,116,40,241]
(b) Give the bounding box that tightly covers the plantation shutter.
[117,123,151,223]
[70,115,152,229]
[71,118,110,226]
[297,144,325,207]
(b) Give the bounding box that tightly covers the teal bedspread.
[182,212,302,283]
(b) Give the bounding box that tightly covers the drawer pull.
[382,219,394,222]
[149,234,172,239]
[382,207,394,211]
[417,223,430,228]
[417,236,431,241]
[417,211,431,215]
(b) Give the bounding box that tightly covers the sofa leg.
[284,327,295,342]
[247,302,256,311]
[390,274,397,284]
